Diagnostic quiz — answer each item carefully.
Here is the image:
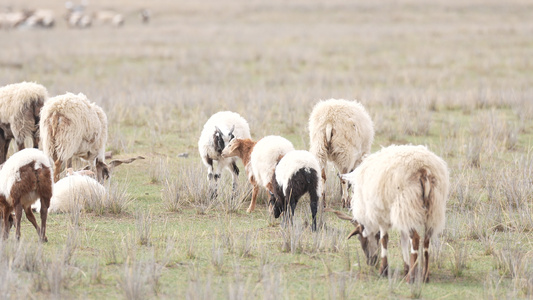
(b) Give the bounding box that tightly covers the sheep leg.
[379,232,389,276]
[39,204,49,243]
[400,231,411,276]
[423,231,432,283]
[0,135,10,163]
[230,161,239,192]
[340,168,350,208]
[53,159,62,183]
[23,206,42,238]
[14,203,23,241]
[310,183,319,232]
[408,230,420,284]
[0,203,11,240]
[247,184,259,213]
[321,168,327,207]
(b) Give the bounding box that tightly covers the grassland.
[1,0,533,298]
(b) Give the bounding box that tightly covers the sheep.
[327,145,449,283]
[308,98,374,208]
[31,156,144,213]
[221,135,294,213]
[0,148,53,242]
[0,81,48,164]
[40,92,108,183]
[32,172,105,214]
[269,150,322,231]
[198,111,251,198]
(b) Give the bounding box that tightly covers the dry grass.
[0,0,532,298]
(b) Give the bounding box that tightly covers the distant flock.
[0,2,150,30]
[0,81,450,283]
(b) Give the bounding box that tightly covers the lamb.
[198,111,251,197]
[0,148,53,242]
[221,135,294,213]
[270,150,322,231]
[0,81,48,164]
[308,99,374,208]
[32,172,106,214]
[40,92,108,182]
[327,145,449,283]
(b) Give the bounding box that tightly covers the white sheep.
[328,144,449,283]
[40,92,108,182]
[308,98,374,208]
[221,135,294,213]
[0,148,53,242]
[198,111,251,197]
[270,150,322,231]
[32,173,106,214]
[0,81,48,164]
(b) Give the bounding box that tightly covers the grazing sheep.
[198,111,251,197]
[309,99,374,208]
[328,145,449,283]
[221,135,294,213]
[32,172,105,214]
[270,150,322,231]
[93,10,124,27]
[24,9,55,28]
[40,92,108,182]
[0,148,53,242]
[31,156,143,213]
[0,81,48,164]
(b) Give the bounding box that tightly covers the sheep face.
[348,223,379,266]
[213,125,235,155]
[221,138,240,158]
[268,193,283,218]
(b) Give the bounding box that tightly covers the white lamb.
[221,135,294,213]
[270,150,322,231]
[32,173,106,214]
[40,92,108,182]
[308,98,374,208]
[0,81,48,164]
[328,145,449,283]
[198,111,251,197]
[0,148,53,242]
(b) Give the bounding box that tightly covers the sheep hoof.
[246,207,254,213]
[41,236,48,243]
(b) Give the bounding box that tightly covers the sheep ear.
[214,126,222,135]
[347,224,363,240]
[228,125,235,136]
[108,156,145,168]
[66,168,75,176]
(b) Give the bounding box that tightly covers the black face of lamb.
[213,131,225,155]
[271,168,319,231]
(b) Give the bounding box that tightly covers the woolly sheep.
[270,150,322,231]
[308,99,374,208]
[221,135,294,213]
[32,173,106,214]
[0,81,48,164]
[198,111,251,197]
[328,145,449,283]
[40,92,108,182]
[0,148,53,242]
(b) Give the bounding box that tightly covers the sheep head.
[325,208,379,266]
[87,156,145,182]
[268,191,283,218]
[214,125,236,155]
[221,138,241,158]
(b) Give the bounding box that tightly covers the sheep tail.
[419,169,431,209]
[325,123,333,143]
